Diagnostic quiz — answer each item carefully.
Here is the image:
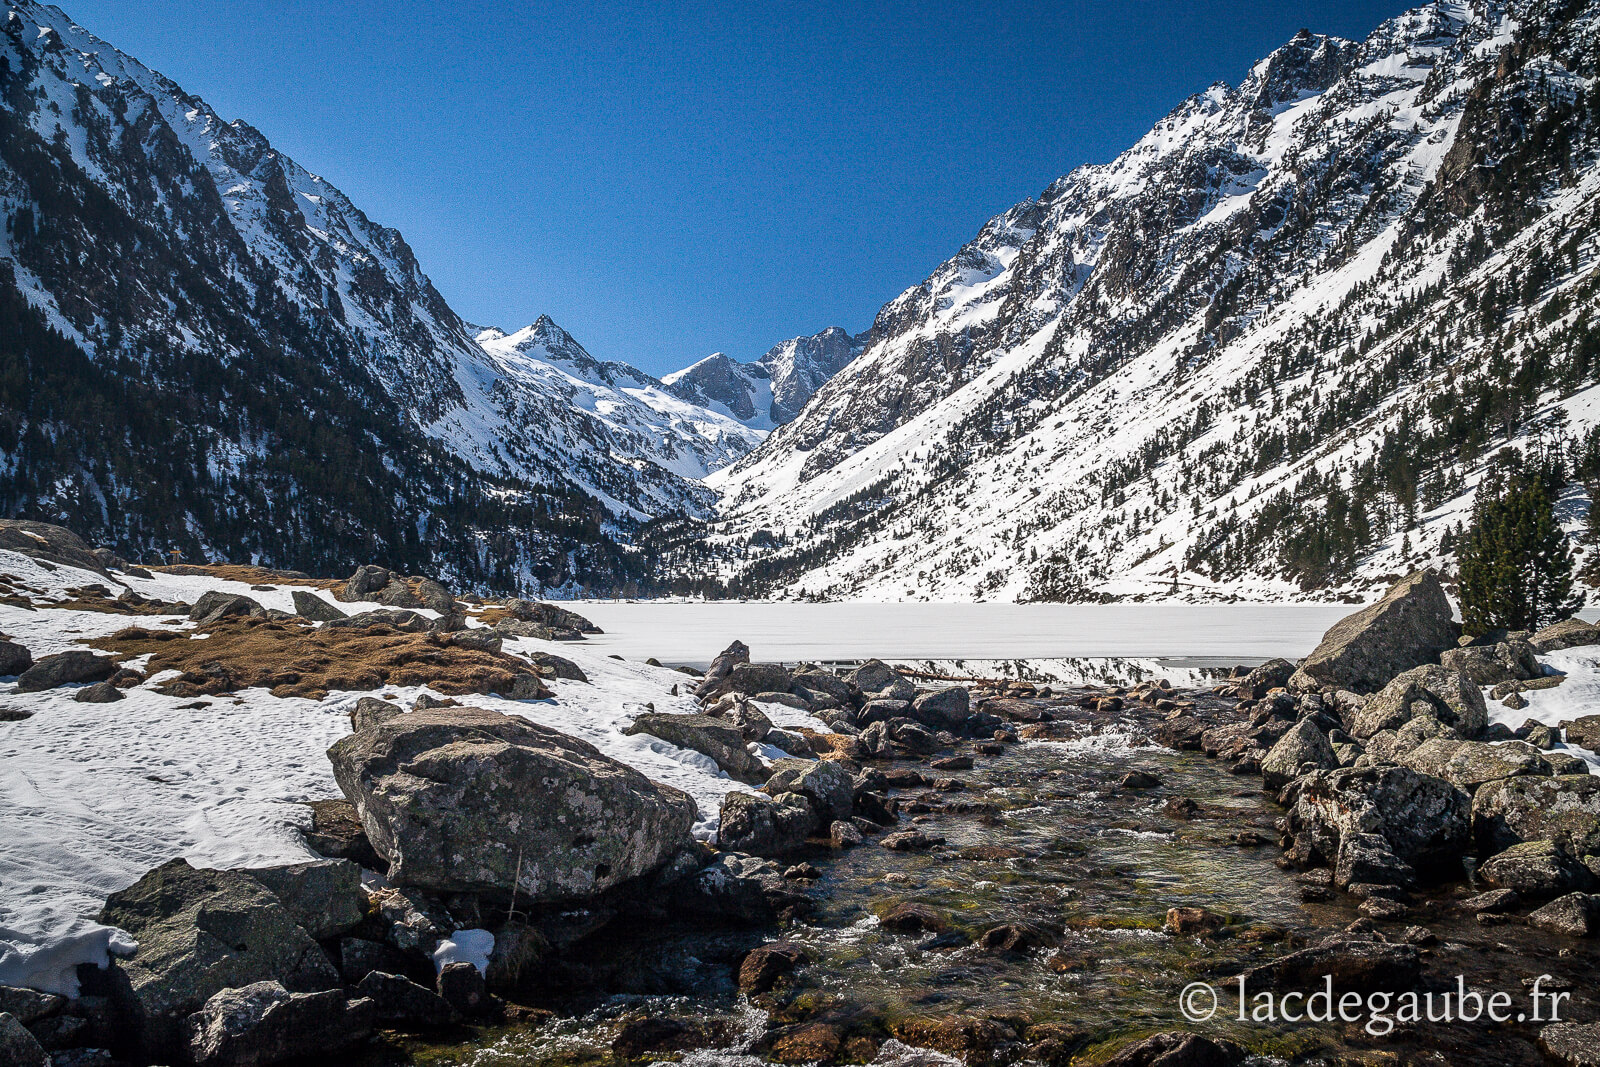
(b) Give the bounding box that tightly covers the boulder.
[765,758,853,820]
[97,859,340,1056]
[1472,774,1600,855]
[714,699,773,742]
[1528,894,1600,938]
[301,799,383,871]
[1399,737,1550,791]
[0,986,63,1026]
[245,859,366,940]
[1240,658,1296,699]
[188,591,269,625]
[1364,712,1460,763]
[1289,765,1470,878]
[504,599,601,635]
[1440,638,1540,687]
[846,659,916,701]
[0,520,117,577]
[1234,939,1420,993]
[290,590,345,622]
[625,713,769,784]
[0,1013,48,1067]
[414,579,457,614]
[435,961,488,1018]
[350,697,403,731]
[73,680,124,703]
[716,791,817,855]
[738,942,808,994]
[494,618,552,640]
[752,690,811,711]
[909,687,971,729]
[700,662,794,701]
[1349,665,1486,740]
[328,707,697,901]
[15,651,117,693]
[676,852,809,924]
[790,668,859,707]
[1289,571,1458,693]
[695,639,751,697]
[528,651,587,682]
[860,718,939,758]
[354,971,458,1028]
[1478,840,1594,899]
[1334,832,1416,889]
[1531,618,1600,653]
[1564,715,1600,749]
[324,609,430,633]
[1260,718,1337,790]
[184,981,374,1067]
[1104,1032,1243,1067]
[1539,1022,1600,1065]
[0,640,33,677]
[336,938,410,985]
[858,699,912,726]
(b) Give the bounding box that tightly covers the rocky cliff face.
[693,0,1600,601]
[0,1,749,589]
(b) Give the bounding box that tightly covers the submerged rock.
[1289,571,1458,693]
[328,707,696,901]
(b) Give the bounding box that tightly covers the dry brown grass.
[93,616,548,700]
[149,564,341,589]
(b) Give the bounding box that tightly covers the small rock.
[1165,907,1228,937]
[290,590,346,622]
[0,641,33,677]
[830,820,863,848]
[737,942,808,993]
[435,961,488,1018]
[1479,841,1595,899]
[350,696,403,731]
[880,829,942,851]
[1528,893,1600,938]
[1119,770,1162,789]
[1104,1031,1244,1067]
[879,903,947,932]
[72,681,123,703]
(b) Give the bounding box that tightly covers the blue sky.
[65,1,1412,377]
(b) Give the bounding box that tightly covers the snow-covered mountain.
[663,326,864,430]
[0,1,754,588]
[688,0,1600,602]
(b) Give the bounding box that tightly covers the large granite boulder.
[1530,618,1600,653]
[846,659,916,702]
[765,758,854,820]
[1472,774,1600,855]
[245,859,367,940]
[1289,765,1470,878]
[625,713,769,784]
[1440,638,1540,687]
[185,981,375,1066]
[0,520,114,578]
[188,591,268,625]
[909,687,971,730]
[1239,657,1297,698]
[1479,840,1596,899]
[15,651,118,693]
[700,663,795,702]
[328,707,696,902]
[97,859,340,1057]
[716,791,818,855]
[1289,571,1458,693]
[1349,665,1486,740]
[290,590,346,622]
[1260,718,1337,790]
[1398,738,1550,792]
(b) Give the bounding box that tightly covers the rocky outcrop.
[184,981,374,1067]
[1530,619,1600,653]
[1349,665,1486,740]
[1440,637,1540,687]
[188,591,269,625]
[328,707,697,901]
[0,520,116,579]
[625,713,769,784]
[1289,571,1458,693]
[290,590,346,622]
[15,651,118,693]
[1472,774,1600,855]
[1289,765,1470,879]
[716,791,818,855]
[96,859,340,1056]
[909,687,970,729]
[765,758,853,820]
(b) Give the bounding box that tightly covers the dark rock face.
[16,651,118,692]
[184,981,375,1067]
[0,986,63,1026]
[435,961,488,1018]
[328,707,697,901]
[96,859,341,1057]
[1472,775,1600,856]
[716,792,817,855]
[355,971,458,1028]
[738,942,808,994]
[245,859,366,940]
[188,591,268,624]
[1104,1031,1244,1067]
[290,590,346,622]
[910,687,971,729]
[1289,572,1459,693]
[625,713,768,784]
[1290,765,1470,878]
[1479,841,1595,899]
[1234,939,1421,993]
[0,640,34,677]
[0,1012,49,1067]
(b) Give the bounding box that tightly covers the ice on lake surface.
[570,602,1366,666]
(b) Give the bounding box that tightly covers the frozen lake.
[570,602,1365,666]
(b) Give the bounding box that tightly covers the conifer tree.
[1458,466,1583,635]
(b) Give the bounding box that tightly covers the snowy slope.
[698,0,1600,602]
